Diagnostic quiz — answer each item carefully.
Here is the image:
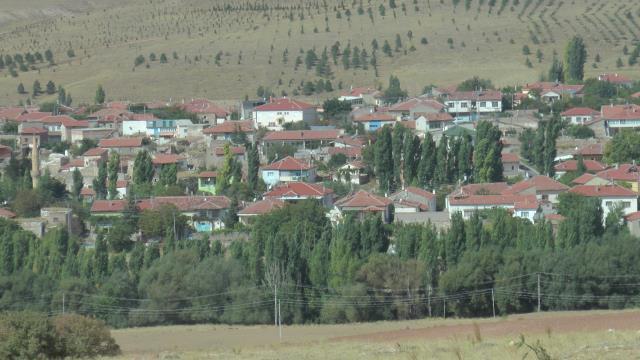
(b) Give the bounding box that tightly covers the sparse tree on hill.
[32,80,41,97]
[45,81,56,95]
[160,53,168,63]
[95,85,106,105]
[548,57,564,82]
[383,40,392,57]
[384,75,407,104]
[564,36,587,81]
[67,49,75,58]
[17,83,25,94]
[522,45,531,55]
[45,49,54,64]
[395,34,403,52]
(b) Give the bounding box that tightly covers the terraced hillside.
[0,0,638,105]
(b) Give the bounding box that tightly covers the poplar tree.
[564,36,587,81]
[72,167,83,200]
[93,160,108,200]
[107,151,120,199]
[417,133,436,187]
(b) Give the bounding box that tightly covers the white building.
[446,193,538,222]
[560,107,599,125]
[569,185,638,221]
[252,98,317,131]
[444,90,502,121]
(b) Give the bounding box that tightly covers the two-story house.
[252,98,317,131]
[443,90,502,121]
[260,156,316,187]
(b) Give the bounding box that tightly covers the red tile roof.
[80,187,95,196]
[16,112,52,122]
[254,98,315,111]
[501,153,520,163]
[83,147,108,157]
[545,213,566,221]
[353,113,396,122]
[448,194,537,206]
[0,107,26,120]
[214,146,245,156]
[203,121,253,134]
[20,126,47,135]
[514,200,539,210]
[632,92,640,99]
[181,99,229,117]
[506,176,569,194]
[99,137,143,148]
[91,200,127,213]
[571,173,597,185]
[60,158,85,170]
[152,153,185,165]
[554,160,607,172]
[262,130,342,141]
[138,196,230,211]
[0,208,16,219]
[404,186,436,200]
[523,82,584,94]
[447,90,502,101]
[328,147,362,159]
[560,107,599,117]
[459,182,510,195]
[389,98,446,112]
[596,164,640,182]
[601,104,640,120]
[238,198,286,216]
[340,87,379,97]
[569,184,637,197]
[335,190,392,209]
[335,136,366,148]
[625,211,640,222]
[261,156,313,171]
[576,143,605,157]
[198,171,217,178]
[424,113,454,122]
[598,73,633,84]
[264,182,333,198]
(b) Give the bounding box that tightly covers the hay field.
[0,0,638,105]
[109,310,640,359]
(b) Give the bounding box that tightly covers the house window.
[519,211,529,217]
[461,102,468,108]
[480,101,487,107]
[492,101,499,108]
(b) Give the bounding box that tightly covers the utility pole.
[537,273,541,312]
[278,299,282,340]
[274,284,278,328]
[443,295,446,319]
[62,292,65,315]
[491,288,496,318]
[427,285,432,317]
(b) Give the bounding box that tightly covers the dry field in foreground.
[109,309,640,359]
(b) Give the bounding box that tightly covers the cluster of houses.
[0,71,639,240]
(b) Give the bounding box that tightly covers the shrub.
[566,125,595,139]
[53,314,120,357]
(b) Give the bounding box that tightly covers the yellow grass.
[0,0,638,105]
[108,310,640,359]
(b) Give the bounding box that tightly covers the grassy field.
[109,310,640,359]
[0,0,639,105]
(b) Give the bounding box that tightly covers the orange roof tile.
[261,156,313,171]
[569,185,637,197]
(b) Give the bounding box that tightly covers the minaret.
[31,135,40,188]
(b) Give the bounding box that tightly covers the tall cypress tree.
[564,36,587,81]
[403,134,421,186]
[93,160,108,200]
[94,233,109,280]
[133,150,153,185]
[374,126,394,193]
[107,151,120,199]
[391,125,404,188]
[417,133,436,188]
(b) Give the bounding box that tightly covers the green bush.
[566,125,595,139]
[53,314,120,357]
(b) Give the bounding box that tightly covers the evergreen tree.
[163,226,176,254]
[45,81,56,95]
[315,47,332,78]
[473,121,503,183]
[159,164,177,186]
[57,87,66,105]
[403,134,421,185]
[564,36,587,81]
[144,244,160,268]
[93,160,108,200]
[457,135,473,182]
[351,47,361,68]
[395,34,403,51]
[341,44,351,69]
[246,142,260,192]
[95,85,106,104]
[72,167,83,200]
[17,83,25,94]
[133,151,153,185]
[417,133,436,187]
[434,135,449,185]
[32,80,41,97]
[383,75,407,104]
[374,126,394,193]
[223,197,239,229]
[94,233,109,280]
[305,49,318,70]
[107,151,120,199]
[547,57,564,82]
[382,40,393,57]
[391,125,404,188]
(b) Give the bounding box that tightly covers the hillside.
[0,0,638,105]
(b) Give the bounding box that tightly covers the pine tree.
[72,167,83,200]
[107,151,120,199]
[395,34,403,51]
[564,36,587,81]
[133,150,154,185]
[17,83,25,94]
[45,49,54,64]
[57,87,66,105]
[32,80,41,97]
[341,44,351,69]
[305,49,318,70]
[95,85,106,104]
[383,40,393,57]
[93,160,108,199]
[45,80,56,95]
[351,47,361,68]
[223,197,239,229]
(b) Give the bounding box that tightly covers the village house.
[570,173,609,186]
[203,121,254,142]
[601,104,640,136]
[260,130,343,153]
[16,111,52,123]
[598,73,634,87]
[122,115,194,138]
[98,137,144,156]
[522,82,584,102]
[180,99,229,125]
[389,187,437,213]
[560,107,599,125]
[263,182,334,207]
[240,99,267,121]
[505,175,569,204]
[82,147,108,167]
[352,113,396,132]
[554,159,607,177]
[334,190,393,223]
[501,153,521,178]
[208,145,245,169]
[596,164,640,193]
[415,112,455,131]
[197,171,217,195]
[387,97,446,119]
[238,198,285,225]
[252,98,317,131]
[20,127,48,147]
[88,108,133,130]
[152,153,187,183]
[446,192,538,221]
[574,143,605,162]
[625,211,640,237]
[569,185,638,220]
[0,107,28,123]
[442,90,503,121]
[338,87,383,106]
[260,156,316,187]
[334,160,368,184]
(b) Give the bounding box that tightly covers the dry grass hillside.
[0,0,638,106]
